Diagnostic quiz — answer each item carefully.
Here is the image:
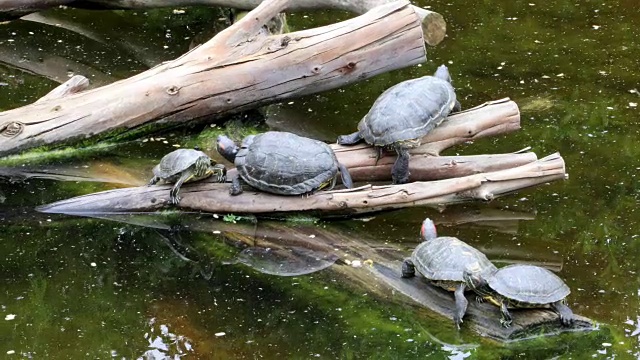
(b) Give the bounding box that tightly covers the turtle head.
[420,218,438,241]
[463,265,487,292]
[216,135,239,163]
[434,65,452,83]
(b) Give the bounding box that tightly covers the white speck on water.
[351,260,362,268]
[607,107,614,110]
[598,289,605,293]
[172,9,186,14]
[308,234,316,238]
[90,262,97,267]
[557,73,565,77]
[602,343,612,347]
[212,230,221,234]
[6,350,15,355]
[629,102,637,108]
[592,25,601,30]
[5,314,16,321]
[215,332,226,337]
[407,339,414,342]
[288,101,294,105]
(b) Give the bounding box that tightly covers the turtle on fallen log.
[65,212,596,342]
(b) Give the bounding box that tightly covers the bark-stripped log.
[0,0,431,156]
[36,153,567,216]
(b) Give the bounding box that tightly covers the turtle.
[216,131,353,196]
[463,264,574,328]
[224,246,339,276]
[337,65,460,184]
[402,218,497,329]
[148,148,226,205]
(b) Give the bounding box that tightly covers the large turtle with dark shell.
[216,131,353,196]
[148,148,226,205]
[337,65,460,184]
[402,218,497,329]
[463,264,574,328]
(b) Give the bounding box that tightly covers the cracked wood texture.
[0,0,427,156]
[0,0,446,46]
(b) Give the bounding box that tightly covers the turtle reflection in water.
[225,246,339,276]
[337,65,460,184]
[464,264,575,328]
[402,218,497,329]
[148,148,226,205]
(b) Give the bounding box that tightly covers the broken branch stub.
[0,0,430,156]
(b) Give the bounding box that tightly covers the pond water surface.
[1,1,639,359]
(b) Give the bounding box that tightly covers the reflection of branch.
[0,43,115,85]
[2,0,446,46]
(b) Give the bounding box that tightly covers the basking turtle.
[402,218,497,329]
[337,65,460,184]
[463,264,574,328]
[148,148,226,205]
[225,246,339,276]
[216,131,353,196]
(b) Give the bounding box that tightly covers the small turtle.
[337,65,460,184]
[149,148,226,205]
[402,218,497,329]
[216,131,353,196]
[463,264,574,328]
[224,246,339,276]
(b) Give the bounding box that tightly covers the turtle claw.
[499,318,512,328]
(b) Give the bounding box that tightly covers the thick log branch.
[0,0,427,156]
[36,152,567,216]
[0,0,446,46]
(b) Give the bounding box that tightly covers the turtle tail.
[338,163,354,189]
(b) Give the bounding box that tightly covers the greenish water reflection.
[1,1,639,358]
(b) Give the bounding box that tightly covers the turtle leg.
[148,176,161,186]
[401,258,415,278]
[391,146,411,184]
[453,283,469,330]
[499,301,513,328]
[337,131,362,145]
[338,162,354,188]
[551,299,575,327]
[211,164,227,182]
[170,172,194,205]
[229,175,244,196]
[452,100,462,113]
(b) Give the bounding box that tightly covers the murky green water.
[1,1,639,359]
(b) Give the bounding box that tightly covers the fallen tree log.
[0,0,446,46]
[36,152,567,216]
[0,0,441,156]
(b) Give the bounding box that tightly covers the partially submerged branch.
[36,152,567,216]
[1,0,446,45]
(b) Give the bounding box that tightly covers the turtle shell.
[487,264,570,305]
[358,75,456,146]
[235,131,339,195]
[153,149,210,179]
[412,236,496,282]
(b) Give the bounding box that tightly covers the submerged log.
[0,0,447,46]
[78,213,594,341]
[0,0,439,156]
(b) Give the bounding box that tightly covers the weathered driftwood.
[83,214,593,341]
[36,152,567,216]
[0,0,439,156]
[0,0,446,46]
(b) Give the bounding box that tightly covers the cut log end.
[421,11,447,46]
